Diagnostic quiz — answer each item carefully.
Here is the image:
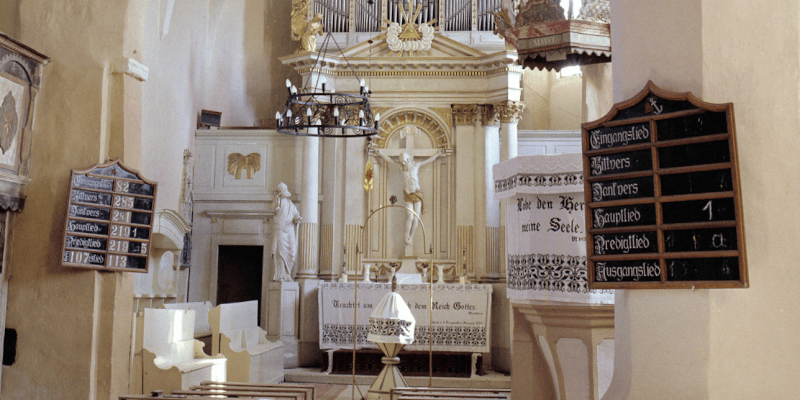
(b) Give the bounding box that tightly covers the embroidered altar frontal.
[319,282,493,352]
[494,154,613,304]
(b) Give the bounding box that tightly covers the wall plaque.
[61,160,157,273]
[583,81,747,289]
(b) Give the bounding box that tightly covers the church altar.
[318,282,492,353]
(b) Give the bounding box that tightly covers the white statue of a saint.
[376,148,444,245]
[272,182,302,282]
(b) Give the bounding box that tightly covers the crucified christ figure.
[376,148,444,246]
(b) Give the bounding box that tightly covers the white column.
[296,134,319,279]
[496,101,526,281]
[497,101,525,162]
[452,105,479,280]
[480,105,502,282]
[319,137,345,281]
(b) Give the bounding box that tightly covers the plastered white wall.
[604,0,800,399]
[701,1,800,399]
[519,69,583,131]
[141,0,295,212]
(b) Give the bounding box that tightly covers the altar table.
[318,282,492,353]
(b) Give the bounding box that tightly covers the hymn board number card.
[582,81,748,289]
[61,160,157,273]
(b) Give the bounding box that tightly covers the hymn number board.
[582,81,747,289]
[61,160,157,273]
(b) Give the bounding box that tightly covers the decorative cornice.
[480,104,500,126]
[495,101,527,123]
[452,104,479,126]
[0,32,49,65]
[294,66,522,77]
[205,210,275,220]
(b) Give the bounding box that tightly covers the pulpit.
[494,153,615,400]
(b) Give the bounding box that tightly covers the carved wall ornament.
[578,0,610,23]
[452,104,479,126]
[364,158,374,192]
[495,101,527,123]
[518,0,566,25]
[179,149,193,222]
[227,152,261,179]
[0,91,18,154]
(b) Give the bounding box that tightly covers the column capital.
[494,101,527,123]
[481,104,500,127]
[452,104,479,126]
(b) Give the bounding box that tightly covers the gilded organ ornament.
[227,153,261,179]
[382,1,437,57]
[291,0,324,53]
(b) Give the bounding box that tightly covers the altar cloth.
[319,282,492,352]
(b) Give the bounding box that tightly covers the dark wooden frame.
[582,81,748,289]
[60,159,158,273]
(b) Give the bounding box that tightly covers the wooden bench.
[164,301,214,352]
[120,395,285,400]
[391,387,511,400]
[164,301,213,338]
[140,308,227,394]
[172,381,314,400]
[209,300,284,384]
[196,381,315,399]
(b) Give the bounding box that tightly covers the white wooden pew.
[164,301,213,338]
[209,300,284,384]
[173,381,315,400]
[141,308,227,394]
[391,387,511,400]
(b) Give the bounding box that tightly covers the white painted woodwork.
[209,300,284,384]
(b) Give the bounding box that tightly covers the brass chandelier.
[277,32,379,137]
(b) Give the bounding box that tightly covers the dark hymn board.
[582,81,747,289]
[61,160,157,273]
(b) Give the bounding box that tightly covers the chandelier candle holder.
[277,33,380,137]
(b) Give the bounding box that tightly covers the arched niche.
[366,108,455,264]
